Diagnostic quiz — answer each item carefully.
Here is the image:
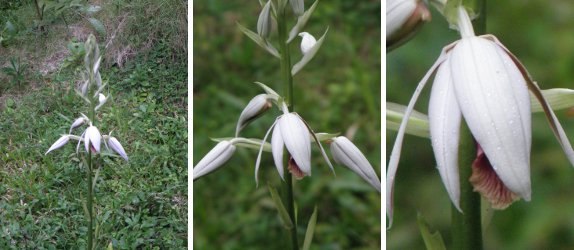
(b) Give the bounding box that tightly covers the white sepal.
[108,137,128,161]
[45,135,70,155]
[450,36,532,200]
[271,122,285,180]
[330,136,381,192]
[255,119,279,186]
[428,58,462,211]
[193,141,236,180]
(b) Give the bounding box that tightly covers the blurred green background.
[193,0,381,249]
[387,1,574,249]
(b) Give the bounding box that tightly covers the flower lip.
[194,140,236,180]
[84,126,102,153]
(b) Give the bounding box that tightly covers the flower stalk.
[451,2,485,249]
[277,5,299,249]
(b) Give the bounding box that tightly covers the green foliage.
[1,57,28,90]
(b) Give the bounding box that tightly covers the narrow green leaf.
[417,213,447,250]
[267,183,294,229]
[237,22,280,58]
[302,206,318,250]
[386,102,430,138]
[291,27,328,76]
[531,88,574,113]
[287,0,319,43]
[88,18,106,36]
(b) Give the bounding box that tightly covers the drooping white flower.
[255,111,334,185]
[193,140,236,180]
[98,93,106,105]
[386,0,431,49]
[330,136,381,192]
[236,94,272,136]
[45,135,71,155]
[108,136,128,161]
[84,125,102,153]
[299,32,316,55]
[386,6,574,226]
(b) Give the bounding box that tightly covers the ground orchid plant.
[387,0,574,248]
[45,34,128,249]
[194,0,380,249]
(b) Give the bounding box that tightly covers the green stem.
[451,123,482,249]
[451,2,485,249]
[277,7,298,250]
[87,151,94,250]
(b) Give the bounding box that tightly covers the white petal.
[255,119,279,186]
[428,58,462,211]
[271,122,285,180]
[194,141,236,179]
[109,137,129,161]
[279,113,311,175]
[450,37,531,200]
[331,136,381,192]
[387,44,454,227]
[45,135,70,154]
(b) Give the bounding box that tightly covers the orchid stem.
[451,1,485,249]
[451,122,482,249]
[277,5,299,250]
[86,55,97,250]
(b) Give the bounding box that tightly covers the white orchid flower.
[386,0,431,49]
[193,140,236,180]
[84,125,102,153]
[255,107,334,185]
[330,136,381,192]
[98,93,106,105]
[236,94,272,136]
[298,32,316,55]
[107,136,128,161]
[46,135,71,155]
[387,6,574,226]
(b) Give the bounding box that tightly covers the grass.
[193,0,381,249]
[0,1,187,249]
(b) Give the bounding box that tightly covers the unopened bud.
[386,0,431,50]
[257,1,273,38]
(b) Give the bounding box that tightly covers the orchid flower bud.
[84,125,102,153]
[257,0,273,38]
[289,0,304,16]
[193,140,236,180]
[98,93,106,105]
[45,135,71,155]
[236,94,272,136]
[330,136,381,192]
[386,0,431,50]
[298,32,316,55]
[108,136,128,161]
[70,117,86,133]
